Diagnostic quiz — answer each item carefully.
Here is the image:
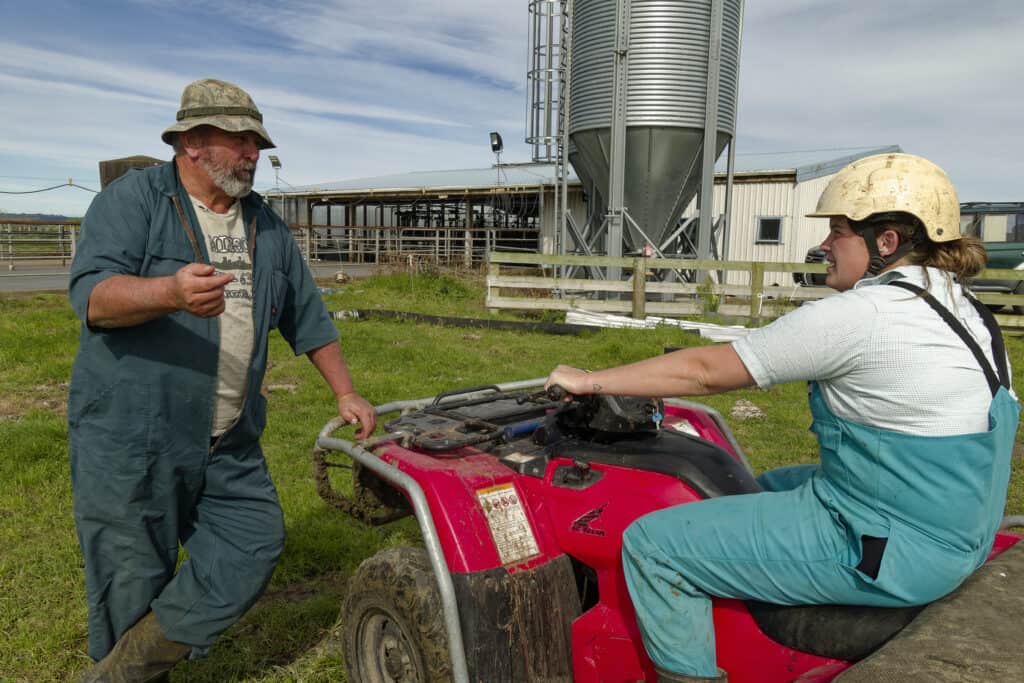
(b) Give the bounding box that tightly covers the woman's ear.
[877,229,901,257]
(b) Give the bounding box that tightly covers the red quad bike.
[313,379,1024,683]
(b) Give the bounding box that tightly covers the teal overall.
[621,283,1019,676]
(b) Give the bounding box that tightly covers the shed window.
[756,217,783,244]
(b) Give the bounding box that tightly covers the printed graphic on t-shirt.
[209,234,253,300]
[190,197,255,436]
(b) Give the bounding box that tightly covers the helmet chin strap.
[857,224,921,279]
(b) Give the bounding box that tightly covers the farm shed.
[682,144,901,285]
[267,144,899,278]
[266,163,588,266]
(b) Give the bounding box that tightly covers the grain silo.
[529,0,744,261]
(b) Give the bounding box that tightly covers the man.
[69,78,376,681]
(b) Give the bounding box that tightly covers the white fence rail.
[486,251,1024,332]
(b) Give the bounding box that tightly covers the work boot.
[655,666,728,683]
[78,612,191,683]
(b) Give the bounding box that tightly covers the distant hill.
[0,212,78,222]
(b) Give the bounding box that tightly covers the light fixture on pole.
[489,132,503,166]
[268,155,282,189]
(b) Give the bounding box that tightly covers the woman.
[545,153,1018,682]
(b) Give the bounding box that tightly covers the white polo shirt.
[732,266,1012,436]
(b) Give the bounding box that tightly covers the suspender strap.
[171,195,205,263]
[963,290,1011,389]
[888,280,1007,396]
[247,214,258,262]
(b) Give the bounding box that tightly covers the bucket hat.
[161,78,275,149]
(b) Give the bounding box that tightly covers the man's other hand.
[338,392,377,439]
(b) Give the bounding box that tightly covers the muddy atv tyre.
[343,546,451,683]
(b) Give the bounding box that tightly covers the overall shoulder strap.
[888,280,1007,395]
[170,195,204,262]
[962,290,1010,389]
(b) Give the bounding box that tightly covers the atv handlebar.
[546,384,569,402]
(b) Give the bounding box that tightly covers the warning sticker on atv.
[476,483,540,565]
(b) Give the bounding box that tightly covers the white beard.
[199,154,256,199]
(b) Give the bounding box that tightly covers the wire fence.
[1,220,80,269]
[290,224,540,269]
[0,220,541,271]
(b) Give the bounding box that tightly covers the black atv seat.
[746,600,924,662]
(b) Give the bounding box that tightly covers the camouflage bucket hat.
[161,78,275,149]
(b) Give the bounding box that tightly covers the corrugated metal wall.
[538,185,589,254]
[680,173,836,285]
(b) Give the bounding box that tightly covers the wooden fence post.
[749,262,764,322]
[487,259,500,306]
[632,257,646,319]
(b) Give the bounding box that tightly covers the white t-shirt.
[190,196,255,436]
[732,266,1011,436]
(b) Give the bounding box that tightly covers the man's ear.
[179,129,205,161]
[877,229,901,257]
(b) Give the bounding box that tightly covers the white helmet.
[807,153,960,242]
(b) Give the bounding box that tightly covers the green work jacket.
[68,161,337,467]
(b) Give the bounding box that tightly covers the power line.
[0,174,99,181]
[0,181,99,195]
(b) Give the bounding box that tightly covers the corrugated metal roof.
[278,145,901,195]
[720,145,902,179]
[283,163,574,194]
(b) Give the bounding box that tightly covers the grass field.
[1,270,1021,682]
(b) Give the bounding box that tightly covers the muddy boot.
[655,667,728,683]
[78,612,191,683]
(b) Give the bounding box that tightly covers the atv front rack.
[314,377,549,683]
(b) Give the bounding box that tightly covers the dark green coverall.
[68,161,338,660]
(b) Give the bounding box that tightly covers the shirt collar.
[855,265,921,289]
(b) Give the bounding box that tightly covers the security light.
[267,155,283,190]
[489,132,504,154]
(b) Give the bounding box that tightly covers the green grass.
[1,276,1022,682]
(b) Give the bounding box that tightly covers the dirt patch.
[0,382,68,419]
[256,571,349,608]
[1010,435,1024,472]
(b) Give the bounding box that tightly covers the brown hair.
[883,220,987,281]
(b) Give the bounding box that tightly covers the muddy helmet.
[161,78,275,149]
[807,152,960,243]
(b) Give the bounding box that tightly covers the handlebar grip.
[546,385,568,401]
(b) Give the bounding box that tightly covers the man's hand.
[87,265,234,328]
[171,263,235,318]
[338,391,377,439]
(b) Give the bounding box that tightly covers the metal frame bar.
[315,378,547,683]
[605,0,632,280]
[697,0,725,267]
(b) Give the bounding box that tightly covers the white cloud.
[2,0,1021,215]
[735,0,1024,200]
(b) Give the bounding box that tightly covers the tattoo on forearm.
[592,383,602,392]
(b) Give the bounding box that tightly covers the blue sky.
[1,0,1021,216]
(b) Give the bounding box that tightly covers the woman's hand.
[545,365,599,397]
